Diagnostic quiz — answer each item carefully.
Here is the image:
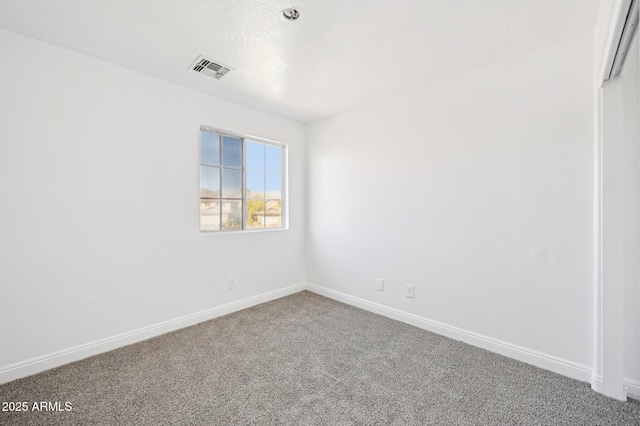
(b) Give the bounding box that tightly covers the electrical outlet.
[405,284,415,298]
[376,278,384,291]
[227,276,236,289]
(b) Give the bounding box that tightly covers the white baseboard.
[1,281,628,399]
[305,283,593,384]
[0,283,306,385]
[624,378,640,398]
[591,374,603,393]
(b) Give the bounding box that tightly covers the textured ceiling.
[0,0,599,123]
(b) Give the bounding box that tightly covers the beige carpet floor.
[0,291,639,425]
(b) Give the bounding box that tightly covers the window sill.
[199,227,289,236]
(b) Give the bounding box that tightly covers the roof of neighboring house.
[200,202,236,216]
[256,206,281,217]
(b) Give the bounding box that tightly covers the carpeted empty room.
[0,292,638,425]
[2,1,640,425]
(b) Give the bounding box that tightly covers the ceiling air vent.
[190,55,233,80]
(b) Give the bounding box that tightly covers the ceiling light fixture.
[281,7,300,21]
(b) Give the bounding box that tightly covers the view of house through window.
[200,128,285,232]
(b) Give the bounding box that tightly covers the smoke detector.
[281,7,300,21]
[190,55,233,80]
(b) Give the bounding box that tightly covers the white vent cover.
[190,55,233,80]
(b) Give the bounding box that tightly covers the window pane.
[222,136,242,168]
[222,168,242,198]
[265,172,282,200]
[247,170,265,199]
[222,200,242,230]
[200,132,220,166]
[200,166,220,198]
[199,129,285,233]
[200,200,220,231]
[246,141,265,170]
[264,200,282,228]
[247,199,265,229]
[265,145,282,172]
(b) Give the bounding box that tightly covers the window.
[199,127,286,232]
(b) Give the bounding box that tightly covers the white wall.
[0,28,306,368]
[600,31,639,398]
[620,34,640,394]
[307,34,595,368]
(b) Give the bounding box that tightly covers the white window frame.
[199,125,288,234]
